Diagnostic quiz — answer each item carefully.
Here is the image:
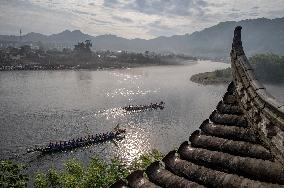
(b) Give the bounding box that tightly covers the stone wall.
[230,26,284,164]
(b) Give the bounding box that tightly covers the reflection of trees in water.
[75,71,93,81]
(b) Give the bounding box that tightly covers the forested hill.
[185,17,284,57]
[1,17,283,57]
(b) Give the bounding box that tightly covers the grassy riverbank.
[190,67,232,85]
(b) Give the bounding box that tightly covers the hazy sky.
[1,0,284,39]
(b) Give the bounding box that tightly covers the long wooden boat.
[123,102,165,112]
[27,129,126,154]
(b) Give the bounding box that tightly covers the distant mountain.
[0,17,283,57]
[185,17,284,57]
[48,30,93,43]
[0,30,92,44]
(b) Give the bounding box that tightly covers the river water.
[1,60,281,176]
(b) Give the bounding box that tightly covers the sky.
[0,0,284,39]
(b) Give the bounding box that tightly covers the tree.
[19,45,31,56]
[144,50,149,57]
[85,40,92,52]
[74,40,92,54]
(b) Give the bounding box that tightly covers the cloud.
[146,20,181,36]
[72,10,96,17]
[104,0,210,16]
[103,0,119,7]
[112,16,133,23]
[0,0,284,39]
[0,0,75,35]
[90,18,114,26]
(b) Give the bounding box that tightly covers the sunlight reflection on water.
[115,125,151,165]
[106,87,158,98]
[0,61,233,174]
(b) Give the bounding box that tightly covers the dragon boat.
[123,101,164,112]
[27,128,126,154]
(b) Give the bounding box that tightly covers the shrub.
[34,149,164,188]
[0,160,29,188]
[130,149,164,171]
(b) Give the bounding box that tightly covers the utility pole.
[19,29,22,46]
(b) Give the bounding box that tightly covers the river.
[0,60,281,176]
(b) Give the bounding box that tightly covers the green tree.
[74,40,92,54]
[249,53,284,83]
[0,160,29,188]
[34,149,164,188]
[19,45,31,55]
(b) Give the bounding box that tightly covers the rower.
[110,132,115,138]
[48,142,53,148]
[72,139,76,145]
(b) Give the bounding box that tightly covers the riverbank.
[0,46,196,71]
[190,67,232,85]
[0,59,191,71]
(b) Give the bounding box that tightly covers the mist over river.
[0,60,241,175]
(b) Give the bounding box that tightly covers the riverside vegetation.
[0,149,163,188]
[0,160,29,187]
[190,67,232,85]
[0,40,196,71]
[190,53,284,85]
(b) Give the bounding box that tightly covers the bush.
[34,149,164,188]
[130,149,164,171]
[0,160,29,188]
